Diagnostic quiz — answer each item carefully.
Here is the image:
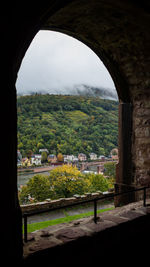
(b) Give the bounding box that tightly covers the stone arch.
[16,26,129,198]
[15,2,135,205]
[9,0,150,262]
[15,14,130,103]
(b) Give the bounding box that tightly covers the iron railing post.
[94,199,97,223]
[24,214,28,242]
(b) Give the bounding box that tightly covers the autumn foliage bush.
[19,164,112,204]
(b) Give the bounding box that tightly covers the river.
[17,171,50,189]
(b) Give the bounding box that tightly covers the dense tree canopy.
[17,94,118,157]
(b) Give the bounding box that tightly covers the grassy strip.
[24,207,114,233]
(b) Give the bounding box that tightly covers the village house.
[89,153,97,160]
[64,155,79,163]
[31,154,41,166]
[111,154,118,160]
[98,155,106,161]
[47,154,57,164]
[73,156,79,162]
[110,148,118,160]
[22,157,31,167]
[78,153,87,161]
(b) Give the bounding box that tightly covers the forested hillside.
[17,94,118,157]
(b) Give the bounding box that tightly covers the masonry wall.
[21,191,113,214]
[133,98,150,188]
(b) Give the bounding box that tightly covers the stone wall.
[115,99,150,204]
[132,99,150,188]
[21,190,114,214]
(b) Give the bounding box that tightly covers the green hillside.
[17,94,118,157]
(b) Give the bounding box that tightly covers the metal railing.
[22,186,150,242]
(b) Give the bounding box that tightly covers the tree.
[37,142,44,150]
[26,150,32,159]
[57,153,64,162]
[18,142,23,150]
[19,174,51,204]
[19,165,114,204]
[17,94,118,157]
[104,162,116,179]
[49,164,86,199]
[41,151,48,163]
[84,173,110,193]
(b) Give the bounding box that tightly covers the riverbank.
[17,165,62,189]
[18,165,61,174]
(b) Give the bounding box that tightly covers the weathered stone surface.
[26,233,35,242]
[23,200,150,261]
[118,210,144,220]
[101,214,128,224]
[40,231,52,238]
[55,227,88,242]
[28,239,59,252]
[130,98,150,190]
[86,219,117,233]
[135,127,150,138]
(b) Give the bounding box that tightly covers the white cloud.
[16,30,116,95]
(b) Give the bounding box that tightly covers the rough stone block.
[55,227,88,243]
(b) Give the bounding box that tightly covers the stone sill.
[23,199,150,262]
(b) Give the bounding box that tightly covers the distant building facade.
[64,155,78,163]
[48,154,57,164]
[110,148,118,160]
[98,155,106,161]
[31,154,41,165]
[78,153,87,161]
[89,153,97,160]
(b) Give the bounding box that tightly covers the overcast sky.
[16,30,116,95]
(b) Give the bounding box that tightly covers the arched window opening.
[16,30,119,230]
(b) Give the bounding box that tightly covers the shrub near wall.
[84,173,110,193]
[19,175,51,204]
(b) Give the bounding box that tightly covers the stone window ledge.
[23,200,150,263]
